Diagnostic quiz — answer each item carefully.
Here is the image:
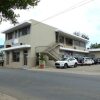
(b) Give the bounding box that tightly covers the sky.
[0,0,100,47]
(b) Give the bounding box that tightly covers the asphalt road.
[0,68,100,100]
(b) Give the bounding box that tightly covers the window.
[6,34,8,40]
[65,38,73,45]
[74,40,80,46]
[6,45,11,48]
[22,27,28,35]
[59,36,64,43]
[69,58,75,61]
[15,30,18,38]
[55,32,59,43]
[7,32,13,40]
[80,42,85,47]
[12,51,20,62]
[6,52,9,64]
[74,40,85,47]
[21,25,30,36]
[6,25,30,39]
[18,29,22,37]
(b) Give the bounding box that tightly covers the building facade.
[89,49,100,58]
[2,19,89,68]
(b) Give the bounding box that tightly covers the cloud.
[0,0,100,46]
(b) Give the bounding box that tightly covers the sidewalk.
[0,92,17,100]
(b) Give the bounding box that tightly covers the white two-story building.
[2,19,89,68]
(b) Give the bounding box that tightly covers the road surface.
[0,68,100,100]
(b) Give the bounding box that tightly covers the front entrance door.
[36,53,39,65]
[23,50,28,65]
[6,52,9,65]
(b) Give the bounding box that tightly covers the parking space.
[66,64,100,72]
[29,64,100,75]
[56,64,100,75]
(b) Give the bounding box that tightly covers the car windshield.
[61,58,68,61]
[84,57,92,60]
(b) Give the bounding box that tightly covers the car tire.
[74,63,77,68]
[56,66,59,69]
[64,63,68,69]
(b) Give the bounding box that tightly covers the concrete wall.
[90,52,100,58]
[4,49,31,68]
[4,50,23,68]
[5,34,31,47]
[29,20,57,67]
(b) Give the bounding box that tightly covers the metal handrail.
[35,43,62,60]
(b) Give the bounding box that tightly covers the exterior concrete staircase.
[43,43,62,61]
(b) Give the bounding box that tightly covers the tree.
[73,32,89,40]
[0,0,40,24]
[90,43,100,49]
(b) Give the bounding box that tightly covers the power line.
[41,0,94,22]
[31,0,94,26]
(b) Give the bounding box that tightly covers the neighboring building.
[89,49,100,58]
[2,19,89,68]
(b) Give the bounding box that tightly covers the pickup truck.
[55,57,78,68]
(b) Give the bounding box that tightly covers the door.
[6,52,9,64]
[36,53,39,65]
[68,58,75,66]
[23,50,28,65]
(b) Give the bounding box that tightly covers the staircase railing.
[35,43,62,61]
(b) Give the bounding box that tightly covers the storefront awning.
[60,47,89,53]
[2,45,31,51]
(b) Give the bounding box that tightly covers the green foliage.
[39,53,46,61]
[0,0,40,24]
[90,43,100,49]
[73,32,89,40]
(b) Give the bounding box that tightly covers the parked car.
[76,57,94,65]
[0,51,4,66]
[55,57,78,68]
[93,58,100,64]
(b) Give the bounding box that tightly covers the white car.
[81,57,94,65]
[55,57,78,68]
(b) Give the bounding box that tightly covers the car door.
[68,58,74,66]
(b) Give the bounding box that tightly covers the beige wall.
[90,52,100,58]
[29,20,57,66]
[4,49,32,68]
[4,50,23,68]
[74,46,86,50]
[30,20,56,47]
[57,33,86,51]
[5,34,31,47]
